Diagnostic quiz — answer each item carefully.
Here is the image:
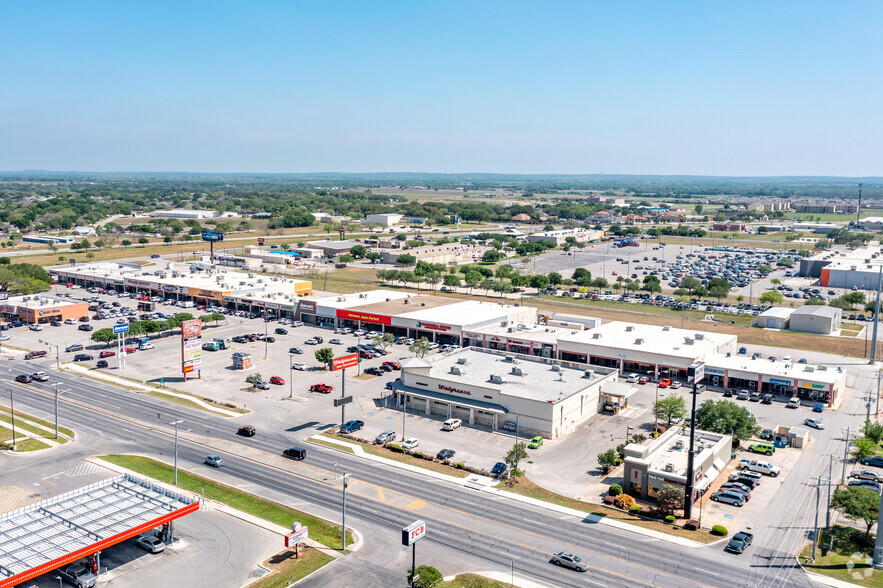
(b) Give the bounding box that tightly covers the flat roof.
[425,348,614,403]
[806,245,883,269]
[307,240,361,250]
[472,323,577,345]
[628,428,729,478]
[560,321,736,359]
[304,289,410,310]
[5,295,85,310]
[707,355,843,384]
[759,307,794,319]
[398,299,526,327]
[0,474,198,585]
[791,305,840,318]
[349,295,457,318]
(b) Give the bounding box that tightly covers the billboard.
[181,319,203,375]
[330,353,359,371]
[401,520,426,547]
[201,231,225,242]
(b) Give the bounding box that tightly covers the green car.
[528,436,543,449]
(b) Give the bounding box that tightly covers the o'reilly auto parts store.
[294,290,535,346]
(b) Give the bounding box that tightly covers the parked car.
[310,383,333,394]
[96,360,109,368]
[269,376,285,385]
[364,366,384,376]
[382,361,401,370]
[275,328,288,335]
[761,394,773,404]
[291,362,307,371]
[860,456,883,468]
[402,438,420,450]
[638,376,650,385]
[73,354,94,362]
[813,403,824,413]
[375,430,396,444]
[58,563,97,587]
[204,455,224,467]
[658,378,671,388]
[135,534,166,553]
[436,448,455,460]
[66,344,85,352]
[289,347,304,354]
[748,442,775,456]
[443,418,462,431]
[669,381,682,389]
[739,459,780,476]
[848,480,883,493]
[737,390,750,400]
[711,490,746,506]
[529,436,543,449]
[725,531,754,554]
[760,429,774,440]
[339,420,364,433]
[787,397,801,408]
[329,338,343,345]
[491,462,508,476]
[850,470,883,482]
[551,552,588,572]
[804,418,824,430]
[99,350,115,358]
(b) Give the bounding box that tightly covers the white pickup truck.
[739,459,780,477]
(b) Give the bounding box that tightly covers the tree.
[695,399,760,442]
[770,278,781,285]
[680,276,701,294]
[409,337,431,358]
[759,291,784,305]
[314,347,334,367]
[831,486,880,539]
[654,484,685,516]
[366,251,380,262]
[121,239,132,248]
[481,249,503,263]
[138,237,149,246]
[597,448,618,471]
[779,257,793,268]
[548,272,563,286]
[339,254,354,263]
[852,437,877,460]
[85,251,95,262]
[246,372,263,387]
[504,442,528,475]
[592,277,609,289]
[373,332,395,351]
[572,268,592,287]
[844,292,867,308]
[163,236,173,244]
[443,274,461,289]
[491,280,513,297]
[529,275,550,290]
[803,297,827,306]
[464,271,482,293]
[396,254,416,266]
[410,565,442,588]
[350,244,367,258]
[90,328,116,347]
[706,277,731,300]
[510,274,528,288]
[654,396,688,426]
[759,264,773,274]
[864,420,883,445]
[694,204,704,215]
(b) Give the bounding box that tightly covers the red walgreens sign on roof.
[329,353,359,371]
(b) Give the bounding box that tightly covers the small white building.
[73,226,96,236]
[756,307,793,329]
[365,213,404,227]
[393,347,619,439]
[147,209,219,219]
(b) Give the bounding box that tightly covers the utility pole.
[873,482,883,569]
[170,419,183,485]
[823,453,835,528]
[9,389,16,451]
[841,426,854,484]
[870,263,882,365]
[337,470,351,551]
[877,370,882,417]
[809,475,827,563]
[53,383,69,440]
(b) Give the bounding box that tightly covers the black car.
[49,320,62,327]
[275,328,288,335]
[723,389,734,397]
[73,354,94,362]
[283,447,306,460]
[79,316,90,322]
[860,456,883,468]
[96,360,108,368]
[760,428,774,440]
[78,324,93,332]
[66,344,84,352]
[364,367,384,376]
[339,420,364,433]
[730,476,759,489]
[14,374,32,383]
[265,336,275,343]
[436,449,455,460]
[237,425,256,437]
[289,347,303,354]
[150,254,161,258]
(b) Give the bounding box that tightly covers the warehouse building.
[624,426,732,502]
[306,240,362,257]
[1,295,89,325]
[365,213,403,227]
[392,347,619,439]
[525,228,604,246]
[788,305,842,335]
[22,235,75,246]
[756,307,793,329]
[146,209,219,219]
[379,242,489,266]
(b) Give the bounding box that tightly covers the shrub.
[639,506,653,516]
[684,520,700,531]
[413,451,424,459]
[712,525,728,536]
[388,444,404,453]
[455,462,465,469]
[665,515,676,523]
[629,505,641,514]
[614,458,623,465]
[614,494,635,510]
[608,484,623,496]
[602,495,616,505]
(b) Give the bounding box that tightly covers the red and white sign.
[285,526,308,547]
[336,309,392,325]
[401,520,426,547]
[330,353,359,371]
[416,322,451,332]
[438,384,471,396]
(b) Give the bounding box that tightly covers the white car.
[669,381,682,389]
[330,338,343,345]
[31,372,49,382]
[28,324,43,331]
[139,343,155,350]
[354,329,366,336]
[402,438,419,450]
[443,418,462,431]
[0,334,10,341]
[64,318,78,324]
[804,418,824,430]
[292,363,307,371]
[136,534,166,553]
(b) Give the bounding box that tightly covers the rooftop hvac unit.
[550,365,561,372]
[449,366,462,375]
[592,333,602,339]
[489,374,504,384]
[804,366,815,372]
[625,325,634,332]
[457,357,467,365]
[818,365,827,371]
[583,369,594,378]
[684,337,694,345]
[664,463,675,472]
[662,325,671,331]
[694,333,705,340]
[674,439,684,449]
[634,338,643,345]
[404,299,410,304]
[504,355,515,362]
[511,367,523,376]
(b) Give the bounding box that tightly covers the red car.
[99,351,115,358]
[658,378,671,388]
[269,376,285,385]
[310,383,333,394]
[124,347,137,354]
[382,361,401,370]
[197,305,206,310]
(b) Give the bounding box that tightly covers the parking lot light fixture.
[170,419,183,485]
[626,426,634,445]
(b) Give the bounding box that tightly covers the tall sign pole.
[402,520,427,587]
[684,362,704,520]
[330,354,358,425]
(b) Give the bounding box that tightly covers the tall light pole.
[870,264,882,365]
[841,426,854,484]
[333,463,351,552]
[170,419,183,485]
[9,389,16,451]
[823,452,835,528]
[53,383,69,440]
[626,426,634,445]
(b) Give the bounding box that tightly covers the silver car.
[136,534,166,553]
[804,418,824,430]
[551,551,588,572]
[59,563,96,588]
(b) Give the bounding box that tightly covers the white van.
[787,397,801,409]
[626,373,639,383]
[443,418,462,431]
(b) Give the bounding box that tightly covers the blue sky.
[1,1,880,175]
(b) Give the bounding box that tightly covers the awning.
[391,381,507,414]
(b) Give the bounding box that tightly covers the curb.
[442,571,550,588]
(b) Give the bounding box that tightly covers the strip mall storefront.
[2,302,89,324]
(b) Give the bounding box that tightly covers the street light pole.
[626,426,634,445]
[52,382,68,440]
[841,426,853,484]
[339,471,351,551]
[9,389,16,451]
[823,452,834,528]
[170,419,182,485]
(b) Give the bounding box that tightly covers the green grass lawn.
[536,295,757,327]
[440,573,522,588]
[99,455,352,550]
[800,525,883,586]
[320,433,471,478]
[0,404,75,439]
[247,546,334,588]
[307,436,356,454]
[1,438,50,452]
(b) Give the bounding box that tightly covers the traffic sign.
[329,353,359,371]
[113,324,130,334]
[333,395,353,407]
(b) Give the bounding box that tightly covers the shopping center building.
[50,262,312,318]
[1,295,89,324]
[392,347,619,438]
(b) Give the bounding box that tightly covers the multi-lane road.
[1,356,827,588]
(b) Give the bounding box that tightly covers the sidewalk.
[311,435,705,548]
